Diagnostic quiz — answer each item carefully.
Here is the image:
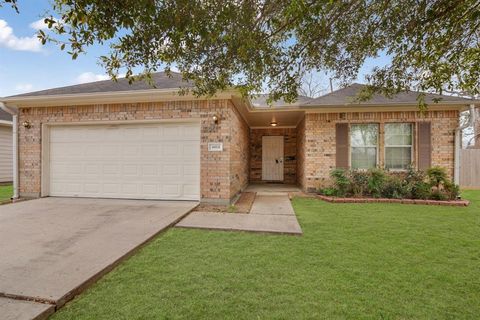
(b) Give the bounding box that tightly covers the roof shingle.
[306,83,472,106]
[6,72,192,98]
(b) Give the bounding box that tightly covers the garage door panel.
[49,122,200,200]
[122,145,140,156]
[163,184,180,196]
[162,164,180,175]
[182,125,200,139]
[183,186,200,199]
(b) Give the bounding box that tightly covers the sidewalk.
[176,189,303,235]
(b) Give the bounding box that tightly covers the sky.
[0,1,391,98]
[0,0,115,97]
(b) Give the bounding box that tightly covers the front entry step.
[250,195,295,215]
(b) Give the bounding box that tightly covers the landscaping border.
[316,195,470,206]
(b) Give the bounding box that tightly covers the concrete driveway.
[0,197,197,320]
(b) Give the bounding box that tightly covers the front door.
[262,136,284,181]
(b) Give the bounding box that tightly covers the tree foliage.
[11,1,480,103]
[0,0,18,12]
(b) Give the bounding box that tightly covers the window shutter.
[336,123,349,169]
[418,122,431,170]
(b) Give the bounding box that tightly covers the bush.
[318,187,337,196]
[404,167,429,199]
[444,181,460,200]
[330,169,350,197]
[409,181,431,199]
[350,170,369,197]
[382,175,408,199]
[430,190,448,201]
[427,166,448,189]
[325,166,459,201]
[367,168,386,198]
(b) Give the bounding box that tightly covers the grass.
[0,184,12,202]
[52,191,480,319]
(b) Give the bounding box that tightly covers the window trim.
[383,122,414,172]
[349,123,379,170]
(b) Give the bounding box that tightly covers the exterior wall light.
[22,120,31,129]
[212,115,219,124]
[270,120,278,127]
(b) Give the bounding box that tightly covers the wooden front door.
[262,136,284,181]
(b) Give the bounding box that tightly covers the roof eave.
[302,103,472,113]
[1,88,239,107]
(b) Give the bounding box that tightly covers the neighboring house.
[0,109,13,183]
[0,73,475,203]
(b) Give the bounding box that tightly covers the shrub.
[330,169,350,197]
[381,175,408,199]
[326,166,458,201]
[430,190,448,201]
[443,181,460,200]
[404,167,429,199]
[367,168,386,198]
[427,166,448,189]
[319,187,337,196]
[350,170,369,197]
[409,181,431,199]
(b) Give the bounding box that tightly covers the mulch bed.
[316,195,470,206]
[193,192,256,213]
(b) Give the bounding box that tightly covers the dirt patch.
[193,192,256,213]
[234,192,256,213]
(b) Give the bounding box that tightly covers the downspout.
[454,104,476,185]
[0,102,19,199]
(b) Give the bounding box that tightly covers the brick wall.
[249,127,297,184]
[296,116,306,189]
[228,105,250,198]
[302,111,458,192]
[18,99,248,203]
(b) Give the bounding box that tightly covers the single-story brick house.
[0,73,476,203]
[0,109,13,183]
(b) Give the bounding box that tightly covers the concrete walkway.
[1,297,54,320]
[176,186,302,235]
[0,198,197,320]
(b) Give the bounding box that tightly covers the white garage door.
[48,122,200,200]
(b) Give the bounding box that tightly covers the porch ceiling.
[244,110,305,128]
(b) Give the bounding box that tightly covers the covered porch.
[239,100,306,188]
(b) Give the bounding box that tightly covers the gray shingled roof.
[306,83,472,106]
[0,109,12,122]
[4,75,472,108]
[7,72,192,98]
[251,94,313,108]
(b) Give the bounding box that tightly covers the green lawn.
[53,191,480,320]
[0,184,12,202]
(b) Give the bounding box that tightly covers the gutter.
[454,104,476,185]
[0,102,19,199]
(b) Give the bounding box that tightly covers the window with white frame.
[350,124,378,169]
[385,123,413,170]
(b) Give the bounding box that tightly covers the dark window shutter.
[418,122,431,170]
[336,123,349,169]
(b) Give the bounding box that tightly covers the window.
[350,124,378,169]
[385,123,413,170]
